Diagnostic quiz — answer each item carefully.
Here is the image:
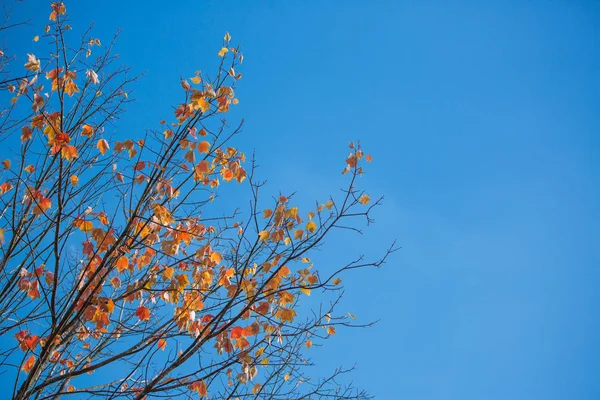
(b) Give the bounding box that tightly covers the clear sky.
[8,0,600,399]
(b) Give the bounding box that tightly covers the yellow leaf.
[348,312,356,320]
[358,194,370,205]
[192,96,210,113]
[224,32,231,42]
[33,36,39,42]
[306,221,317,233]
[325,200,334,209]
[301,257,310,263]
[218,47,228,57]
[284,374,290,381]
[300,287,311,296]
[327,326,336,335]
[332,277,342,286]
[163,267,175,281]
[70,175,79,186]
[275,308,296,323]
[210,251,222,264]
[190,76,201,84]
[258,230,270,242]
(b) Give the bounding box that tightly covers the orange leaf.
[116,256,129,273]
[210,251,222,264]
[197,141,210,154]
[97,139,109,155]
[21,126,33,142]
[358,194,370,205]
[135,305,151,321]
[22,355,36,374]
[189,380,207,396]
[81,124,94,137]
[157,338,167,350]
[162,267,175,281]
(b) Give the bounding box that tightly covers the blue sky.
[9,0,600,398]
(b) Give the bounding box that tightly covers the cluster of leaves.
[0,2,394,399]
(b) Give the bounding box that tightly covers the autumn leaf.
[327,326,336,335]
[263,209,273,219]
[305,340,312,349]
[97,139,109,155]
[86,69,100,84]
[21,126,33,142]
[332,277,342,286]
[162,267,175,281]
[157,339,166,350]
[22,355,36,374]
[65,80,79,96]
[258,230,269,242]
[135,305,151,321]
[2,160,10,170]
[70,175,79,186]
[275,308,296,323]
[24,54,40,72]
[197,141,210,154]
[358,194,370,205]
[116,256,129,273]
[0,182,11,195]
[81,124,94,137]
[306,221,317,233]
[189,380,207,396]
[210,251,222,264]
[192,96,210,113]
[110,276,121,289]
[218,47,228,57]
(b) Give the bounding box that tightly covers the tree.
[0,2,395,399]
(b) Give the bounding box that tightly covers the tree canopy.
[0,2,395,399]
